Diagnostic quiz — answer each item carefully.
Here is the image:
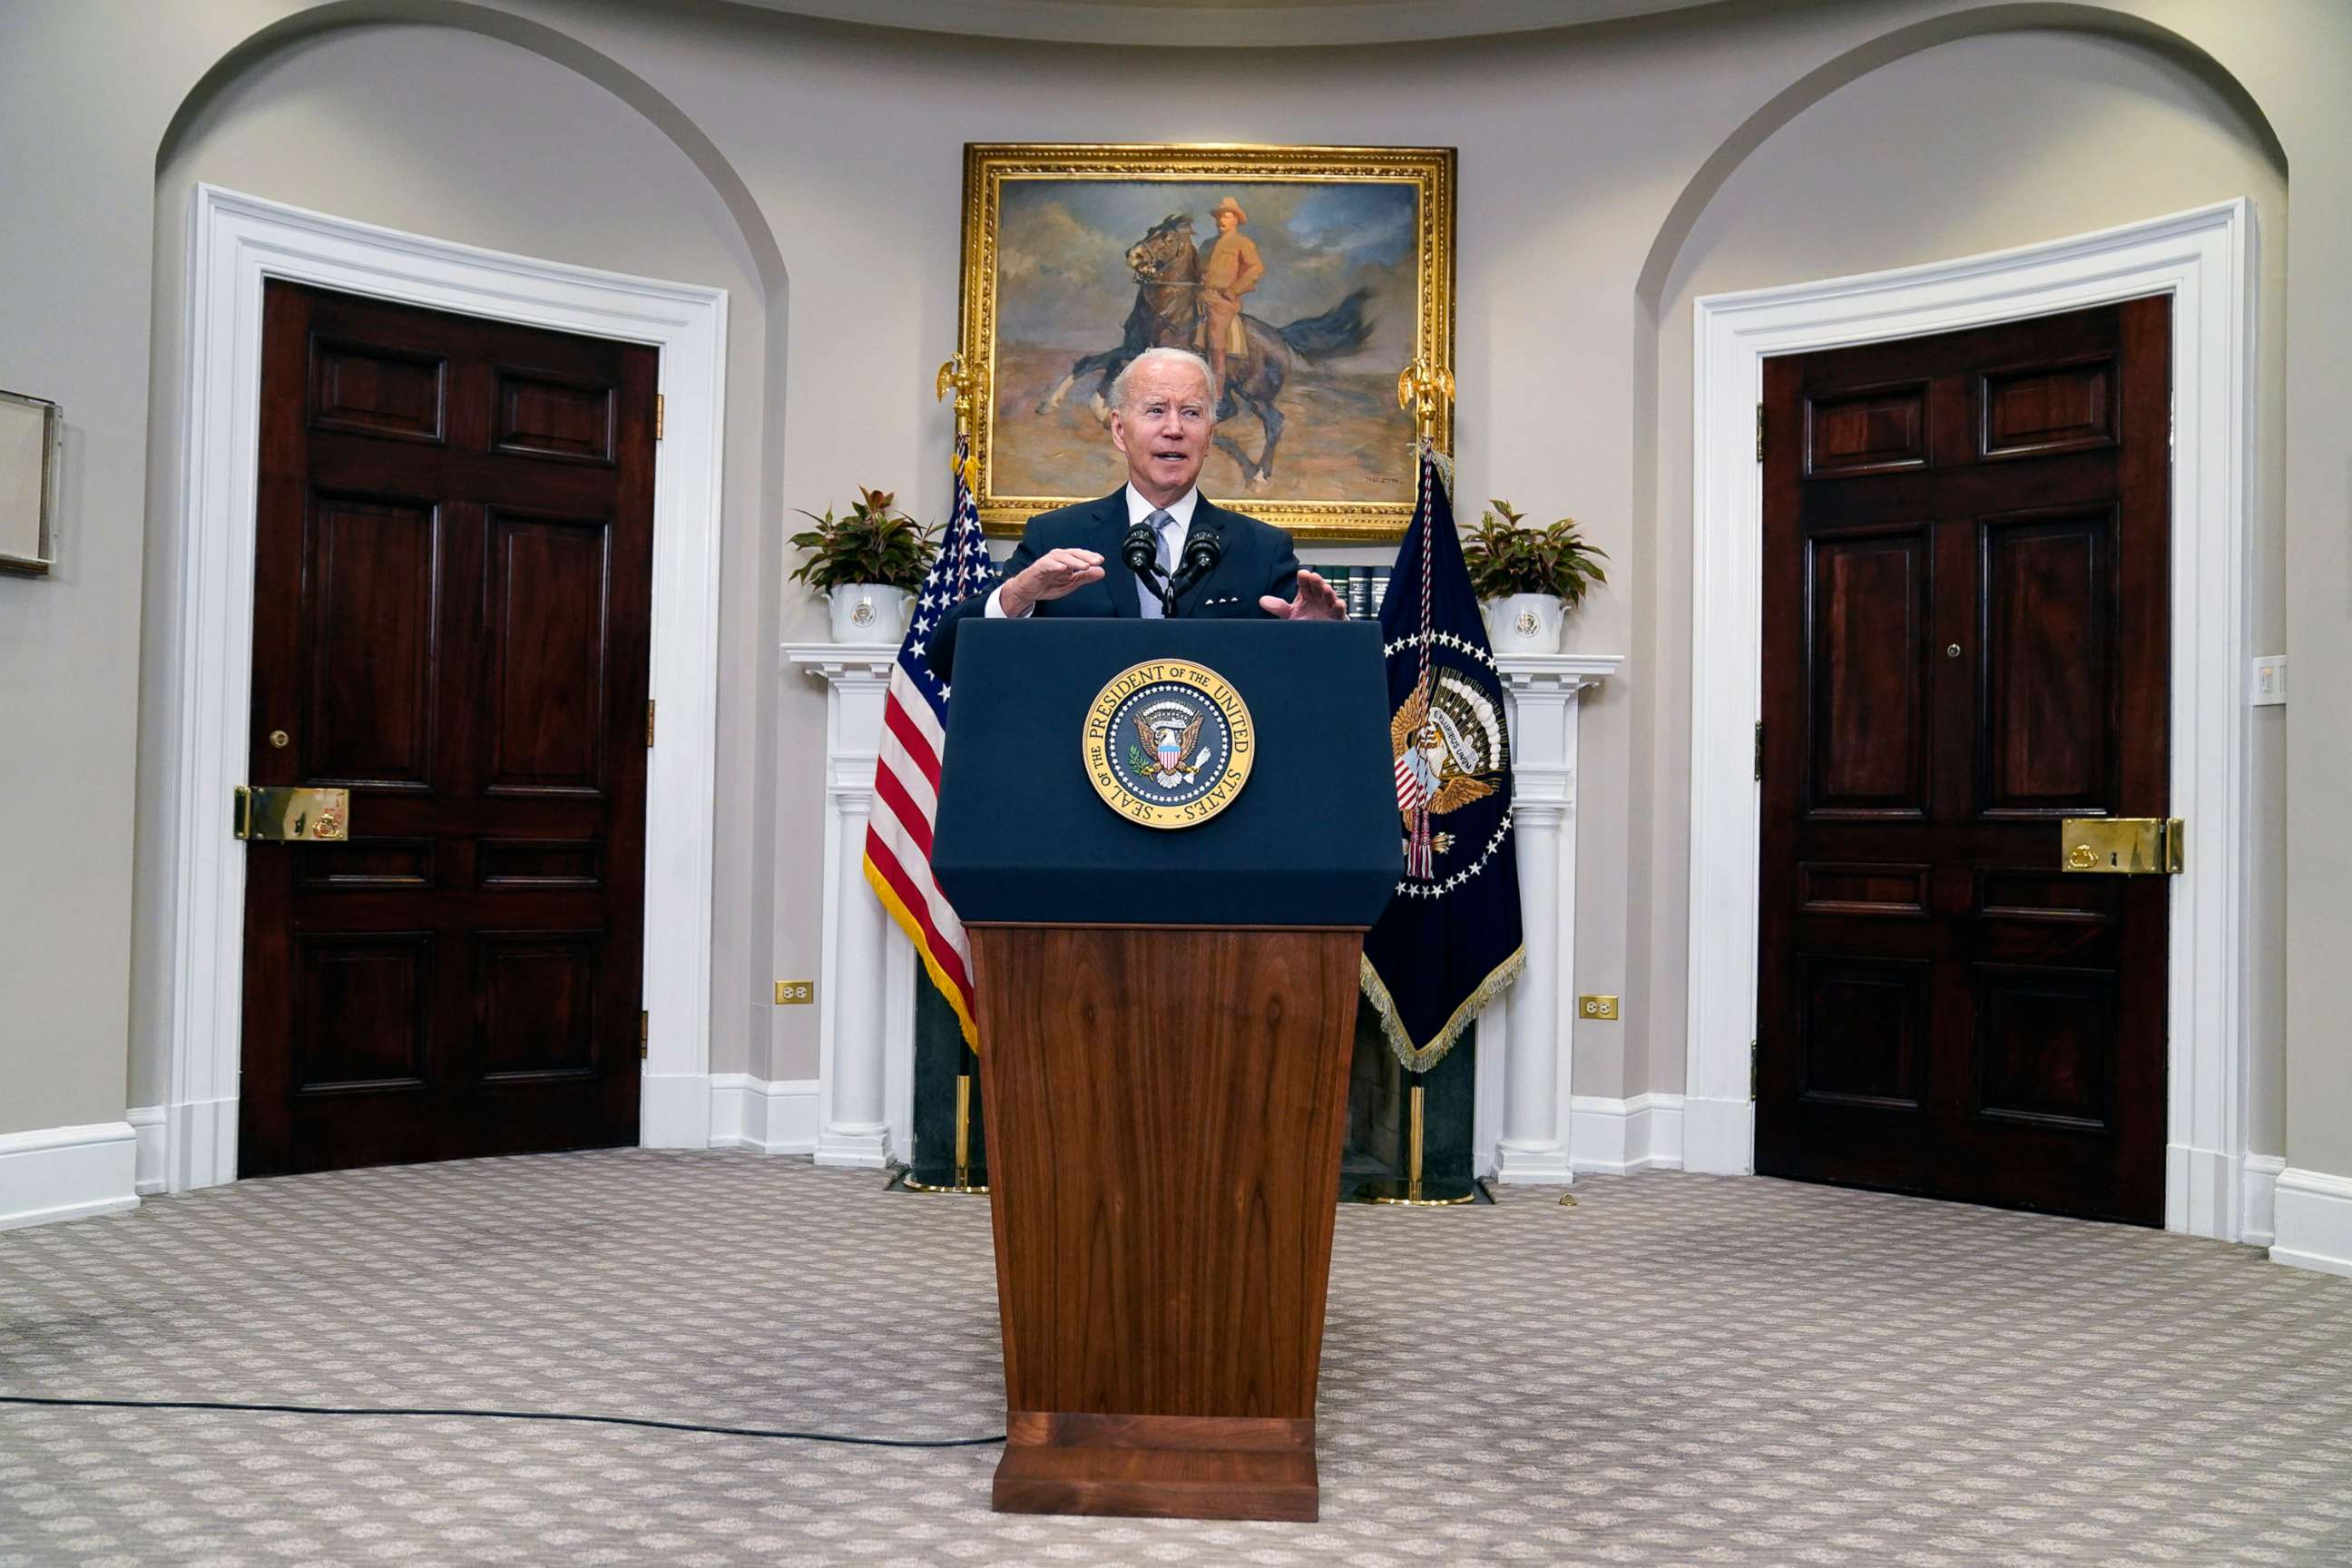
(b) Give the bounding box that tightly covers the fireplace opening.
[1342,1002,1478,1191]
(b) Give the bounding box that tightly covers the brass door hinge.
[646,699,656,748]
[640,1010,650,1060]
[1756,402,1766,464]
[655,394,665,441]
[1753,720,1764,781]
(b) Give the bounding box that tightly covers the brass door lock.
[2059,818,2183,875]
[234,786,350,842]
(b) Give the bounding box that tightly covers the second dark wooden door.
[1756,298,2171,1225]
[240,282,657,1177]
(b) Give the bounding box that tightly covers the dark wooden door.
[240,281,657,1177]
[1756,298,2171,1224]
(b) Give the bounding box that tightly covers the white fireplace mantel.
[786,639,1621,1181]
[1479,652,1622,1182]
[783,642,906,1168]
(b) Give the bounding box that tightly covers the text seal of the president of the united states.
[1082,660,1255,828]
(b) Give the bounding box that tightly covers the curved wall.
[0,0,2343,1185]
[132,22,778,1102]
[1639,27,2289,1133]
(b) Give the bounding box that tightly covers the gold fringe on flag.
[1359,943,1524,1073]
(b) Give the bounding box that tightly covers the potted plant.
[789,487,940,642]
[1459,499,1609,653]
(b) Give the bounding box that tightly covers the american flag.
[859,436,995,1047]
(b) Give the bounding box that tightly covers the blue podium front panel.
[932,620,1400,927]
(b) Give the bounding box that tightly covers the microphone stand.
[1122,521,1181,616]
[1162,531,1224,614]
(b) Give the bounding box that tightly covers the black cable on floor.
[0,1394,1004,1448]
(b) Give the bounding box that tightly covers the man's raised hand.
[1259,568,1347,622]
[1003,547,1106,616]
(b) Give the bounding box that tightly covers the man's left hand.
[1260,570,1347,621]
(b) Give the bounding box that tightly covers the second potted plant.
[789,486,940,643]
[1460,499,1610,654]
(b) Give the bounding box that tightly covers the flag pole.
[902,1037,989,1194]
[1361,1073,1478,1206]
[888,355,991,1198]
[1357,380,1484,1208]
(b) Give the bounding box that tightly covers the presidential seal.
[1081,660,1255,829]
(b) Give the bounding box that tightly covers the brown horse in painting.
[1034,213,1374,489]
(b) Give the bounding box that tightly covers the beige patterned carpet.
[3,1151,2349,1567]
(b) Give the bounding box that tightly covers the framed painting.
[0,390,60,577]
[958,143,1454,544]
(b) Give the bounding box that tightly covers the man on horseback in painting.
[1033,208,1371,493]
[1197,198,1263,409]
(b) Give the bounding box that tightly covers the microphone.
[1122,519,1177,614]
[1166,527,1223,605]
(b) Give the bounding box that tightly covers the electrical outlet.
[774,980,815,1005]
[2249,654,2287,707]
[1578,995,1621,1021]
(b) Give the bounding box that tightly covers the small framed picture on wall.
[0,389,61,577]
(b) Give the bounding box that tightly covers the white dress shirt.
[985,485,1199,619]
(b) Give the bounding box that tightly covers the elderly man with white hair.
[926,347,1343,678]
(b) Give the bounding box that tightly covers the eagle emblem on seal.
[1130,701,1209,788]
[1391,670,1508,858]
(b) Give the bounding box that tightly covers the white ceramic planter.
[828,583,910,643]
[1485,593,1564,653]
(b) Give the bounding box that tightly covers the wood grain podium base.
[994,1413,1317,1522]
[971,924,1361,1524]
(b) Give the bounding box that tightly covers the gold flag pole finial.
[1396,359,1455,454]
[936,352,978,439]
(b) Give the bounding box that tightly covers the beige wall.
[1642,27,2291,1143]
[1,0,2344,1184]
[132,22,777,1106]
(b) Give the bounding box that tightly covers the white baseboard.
[640,1072,713,1149]
[0,1121,140,1231]
[2271,1165,2352,1279]
[169,1094,238,1191]
[127,1105,167,1196]
[1681,1094,1754,1174]
[2240,1153,2285,1248]
[1570,1093,1685,1174]
[709,1074,818,1155]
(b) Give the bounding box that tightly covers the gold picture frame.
[958,142,1455,544]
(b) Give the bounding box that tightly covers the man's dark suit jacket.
[925,489,1301,681]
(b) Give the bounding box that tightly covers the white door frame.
[1685,200,2259,1240]
[161,184,729,1191]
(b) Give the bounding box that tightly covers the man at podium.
[926,348,1342,678]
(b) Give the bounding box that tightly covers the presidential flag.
[1361,447,1524,1072]
[861,436,996,1047]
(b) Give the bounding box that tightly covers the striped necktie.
[1138,508,1176,619]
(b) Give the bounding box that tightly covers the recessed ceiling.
[715,0,1723,49]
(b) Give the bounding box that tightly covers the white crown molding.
[2271,1166,2352,1280]
[725,0,1711,49]
[0,1122,140,1232]
[158,184,729,1189]
[1687,200,2258,1241]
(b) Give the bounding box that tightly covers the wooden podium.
[933,621,1399,1524]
